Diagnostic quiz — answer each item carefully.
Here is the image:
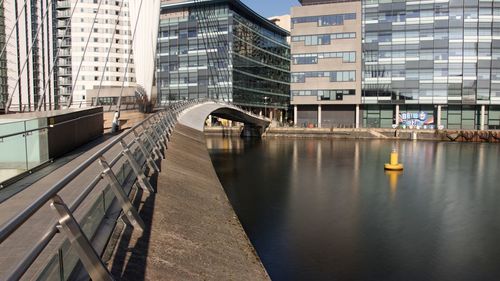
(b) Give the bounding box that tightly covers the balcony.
[58,39,71,48]
[56,10,71,19]
[56,1,71,9]
[57,30,71,38]
[58,59,71,67]
[58,78,72,86]
[58,69,72,76]
[57,20,69,29]
[58,49,71,57]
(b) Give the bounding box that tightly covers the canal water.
[207,137,500,281]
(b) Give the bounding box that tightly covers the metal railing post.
[142,123,164,159]
[49,195,114,281]
[98,156,145,230]
[148,119,167,151]
[119,140,155,193]
[132,130,160,173]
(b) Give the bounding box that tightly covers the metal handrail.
[0,99,269,280]
[0,100,191,280]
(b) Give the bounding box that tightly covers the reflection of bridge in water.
[0,100,270,280]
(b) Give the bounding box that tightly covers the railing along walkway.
[0,100,198,280]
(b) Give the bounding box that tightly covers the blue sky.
[242,0,300,18]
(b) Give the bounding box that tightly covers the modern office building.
[1,0,57,112]
[157,0,291,119]
[363,0,500,129]
[291,0,362,128]
[291,0,500,130]
[269,14,291,43]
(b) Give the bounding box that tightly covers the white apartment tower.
[0,0,160,111]
[56,0,136,107]
[2,0,57,112]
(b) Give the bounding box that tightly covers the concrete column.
[293,105,297,126]
[355,104,360,129]
[208,115,212,127]
[395,104,400,126]
[480,105,485,131]
[270,109,273,121]
[437,105,442,128]
[318,104,322,128]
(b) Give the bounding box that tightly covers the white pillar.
[208,115,212,127]
[395,104,400,126]
[355,104,360,129]
[480,105,485,131]
[437,105,442,128]
[270,109,274,121]
[318,104,322,128]
[293,105,297,126]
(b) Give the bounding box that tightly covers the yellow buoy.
[384,149,403,170]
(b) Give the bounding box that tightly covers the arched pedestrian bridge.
[178,100,271,136]
[0,99,271,281]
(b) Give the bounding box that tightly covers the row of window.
[291,32,356,46]
[62,37,131,44]
[292,52,356,64]
[292,89,356,101]
[364,8,500,23]
[76,76,135,82]
[292,71,356,83]
[291,13,356,28]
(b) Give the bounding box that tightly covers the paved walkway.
[107,124,270,281]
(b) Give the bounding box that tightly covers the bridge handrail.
[0,98,268,280]
[0,99,203,280]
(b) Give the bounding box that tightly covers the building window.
[291,13,356,28]
[291,32,356,46]
[292,52,356,64]
[292,71,356,83]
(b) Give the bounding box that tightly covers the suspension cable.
[116,0,144,115]
[94,0,126,106]
[5,0,58,113]
[0,0,28,59]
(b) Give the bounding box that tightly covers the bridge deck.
[107,124,269,280]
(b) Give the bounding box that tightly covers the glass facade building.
[362,0,500,129]
[291,0,500,129]
[157,0,290,112]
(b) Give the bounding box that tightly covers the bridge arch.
[177,101,270,135]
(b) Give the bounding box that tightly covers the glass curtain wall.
[157,2,290,109]
[232,12,290,109]
[362,0,499,104]
[157,4,232,103]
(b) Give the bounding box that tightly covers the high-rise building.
[291,0,500,130]
[55,0,137,108]
[291,0,362,128]
[1,0,57,112]
[0,0,160,112]
[157,0,291,119]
